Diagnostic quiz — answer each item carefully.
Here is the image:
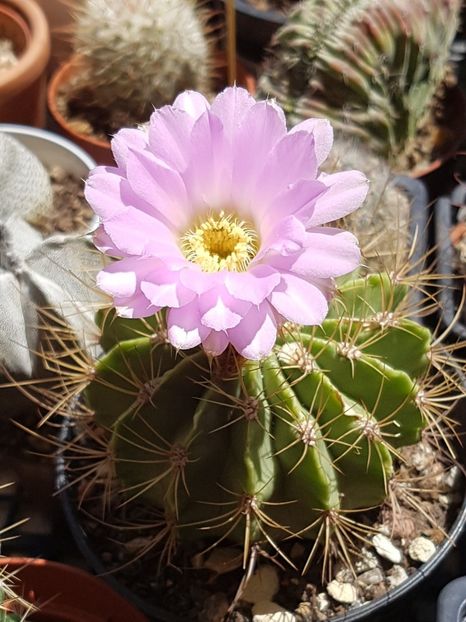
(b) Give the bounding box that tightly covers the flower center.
[180,211,259,272]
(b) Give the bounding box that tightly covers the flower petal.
[224,265,280,305]
[125,148,190,229]
[149,105,195,171]
[310,170,369,226]
[173,90,210,119]
[112,128,148,172]
[141,269,196,308]
[202,330,229,357]
[167,300,209,349]
[269,273,329,324]
[210,86,256,141]
[228,301,277,360]
[289,118,333,166]
[199,288,251,331]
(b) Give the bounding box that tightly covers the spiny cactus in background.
[0,133,105,378]
[258,0,461,162]
[70,0,211,128]
[41,267,461,571]
[0,568,32,621]
[321,138,411,272]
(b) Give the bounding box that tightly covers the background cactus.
[50,267,458,566]
[67,0,212,132]
[0,133,105,378]
[258,0,461,162]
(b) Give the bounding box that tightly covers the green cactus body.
[85,273,431,547]
[258,0,461,160]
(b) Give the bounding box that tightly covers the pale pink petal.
[210,86,256,141]
[256,216,307,260]
[102,208,180,258]
[93,225,125,257]
[199,288,251,331]
[178,266,222,295]
[268,229,360,279]
[112,128,148,172]
[254,131,319,211]
[167,300,209,349]
[141,269,196,308]
[181,110,231,211]
[202,330,229,357]
[85,167,126,220]
[309,170,368,226]
[289,118,333,165]
[264,179,327,233]
[173,90,210,119]
[125,149,190,229]
[231,101,287,209]
[228,302,277,360]
[149,106,195,171]
[224,265,280,305]
[269,273,329,324]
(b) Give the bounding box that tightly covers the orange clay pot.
[0,0,50,126]
[0,558,149,622]
[47,52,257,166]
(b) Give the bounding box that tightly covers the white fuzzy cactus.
[0,133,105,378]
[72,0,211,124]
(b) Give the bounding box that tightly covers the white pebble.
[357,568,384,587]
[316,592,330,612]
[408,537,436,563]
[445,466,461,490]
[327,580,359,604]
[253,603,296,622]
[372,533,403,564]
[242,565,280,604]
[387,565,408,588]
[355,548,379,573]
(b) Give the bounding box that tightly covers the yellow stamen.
[180,211,259,272]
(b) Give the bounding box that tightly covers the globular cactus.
[0,133,105,378]
[70,0,211,129]
[258,0,461,162]
[69,269,449,560]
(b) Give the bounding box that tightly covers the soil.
[0,38,18,72]
[61,426,464,622]
[243,0,297,14]
[34,166,95,236]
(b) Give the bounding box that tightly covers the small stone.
[316,592,330,612]
[355,548,379,573]
[410,443,434,472]
[408,537,436,563]
[445,466,461,490]
[252,602,296,622]
[357,568,384,587]
[242,565,280,604]
[327,580,359,604]
[372,533,403,564]
[387,565,408,588]
[335,569,353,583]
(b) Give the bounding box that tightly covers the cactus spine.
[71,0,211,128]
[258,0,461,161]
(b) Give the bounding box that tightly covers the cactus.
[50,267,457,565]
[258,0,461,162]
[68,0,212,131]
[0,133,105,378]
[321,137,411,271]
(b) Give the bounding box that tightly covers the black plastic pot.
[434,184,466,342]
[437,577,466,622]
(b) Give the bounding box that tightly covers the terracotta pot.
[0,558,149,622]
[0,0,50,126]
[47,53,257,166]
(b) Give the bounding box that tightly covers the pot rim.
[232,0,286,25]
[0,0,50,96]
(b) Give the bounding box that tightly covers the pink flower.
[86,87,367,360]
